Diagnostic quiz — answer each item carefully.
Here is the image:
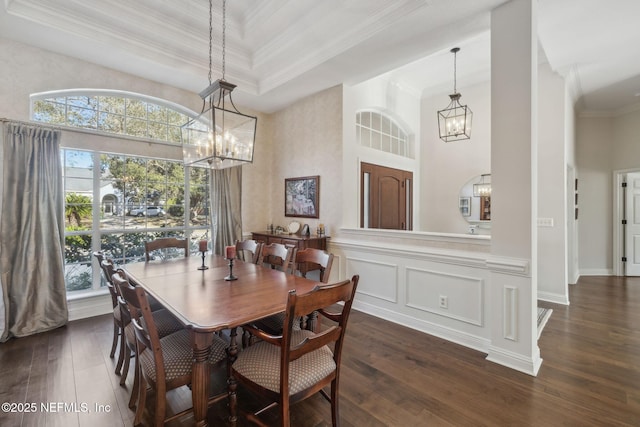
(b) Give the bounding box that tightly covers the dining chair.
[114,270,228,426]
[242,243,295,347]
[235,239,263,264]
[144,237,189,261]
[255,248,335,336]
[232,275,360,427]
[94,252,127,375]
[291,248,335,331]
[257,242,294,272]
[112,269,185,409]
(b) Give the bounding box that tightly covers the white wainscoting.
[329,233,537,374]
[406,267,484,326]
[331,237,493,353]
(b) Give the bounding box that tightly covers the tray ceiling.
[1,0,639,114]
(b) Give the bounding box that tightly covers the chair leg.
[115,326,125,375]
[120,345,131,386]
[134,375,147,427]
[154,385,167,427]
[109,320,119,358]
[280,396,290,427]
[331,380,340,427]
[129,351,140,409]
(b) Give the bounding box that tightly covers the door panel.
[361,162,412,230]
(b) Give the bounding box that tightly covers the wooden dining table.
[124,254,321,427]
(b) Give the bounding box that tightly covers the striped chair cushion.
[233,330,336,395]
[139,330,228,383]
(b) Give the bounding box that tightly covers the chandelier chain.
[222,0,226,80]
[208,0,212,85]
[453,48,457,94]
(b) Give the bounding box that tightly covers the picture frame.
[285,175,319,218]
[459,196,471,217]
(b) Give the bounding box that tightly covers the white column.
[487,0,541,375]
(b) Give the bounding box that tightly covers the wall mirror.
[459,174,491,224]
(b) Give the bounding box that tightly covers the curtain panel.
[211,166,243,255]
[0,122,68,342]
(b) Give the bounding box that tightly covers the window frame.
[33,89,209,295]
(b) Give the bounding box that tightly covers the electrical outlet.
[439,295,448,309]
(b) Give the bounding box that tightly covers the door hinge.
[622,182,628,187]
[623,219,627,225]
[622,257,627,262]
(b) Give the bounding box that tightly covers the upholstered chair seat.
[233,330,335,395]
[139,329,227,384]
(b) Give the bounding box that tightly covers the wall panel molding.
[406,267,484,326]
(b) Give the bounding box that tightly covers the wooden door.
[361,162,412,230]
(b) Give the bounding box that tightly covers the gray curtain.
[211,166,243,255]
[0,122,68,342]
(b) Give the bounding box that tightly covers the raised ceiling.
[1,0,639,114]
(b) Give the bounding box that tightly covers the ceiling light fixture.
[182,0,257,169]
[437,47,473,142]
[473,174,491,197]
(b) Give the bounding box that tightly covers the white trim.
[67,292,113,321]
[486,344,542,376]
[537,291,570,305]
[351,302,490,354]
[579,268,613,276]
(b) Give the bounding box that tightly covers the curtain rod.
[0,117,63,132]
[0,117,181,147]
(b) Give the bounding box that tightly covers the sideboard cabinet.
[251,231,327,274]
[251,231,327,251]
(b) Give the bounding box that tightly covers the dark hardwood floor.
[1,275,639,426]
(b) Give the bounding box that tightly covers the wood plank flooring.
[0,275,639,426]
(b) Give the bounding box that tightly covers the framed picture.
[459,196,471,217]
[285,175,319,218]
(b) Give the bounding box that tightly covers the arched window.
[356,110,410,158]
[31,89,195,143]
[31,90,209,294]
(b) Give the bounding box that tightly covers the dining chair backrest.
[99,257,120,308]
[232,275,360,426]
[144,237,189,261]
[293,248,334,283]
[235,239,263,264]
[112,270,159,368]
[258,242,294,272]
[283,275,358,361]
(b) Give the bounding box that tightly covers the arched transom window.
[31,89,194,143]
[356,110,410,158]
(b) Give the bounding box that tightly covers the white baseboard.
[537,291,569,305]
[578,268,613,276]
[486,345,542,376]
[67,293,113,321]
[352,300,490,354]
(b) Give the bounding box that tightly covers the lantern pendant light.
[437,47,473,142]
[182,0,257,169]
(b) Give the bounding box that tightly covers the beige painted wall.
[577,107,640,275]
[264,85,343,237]
[576,115,613,274]
[0,38,199,119]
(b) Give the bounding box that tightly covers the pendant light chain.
[208,0,213,86]
[453,48,457,94]
[222,0,226,81]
